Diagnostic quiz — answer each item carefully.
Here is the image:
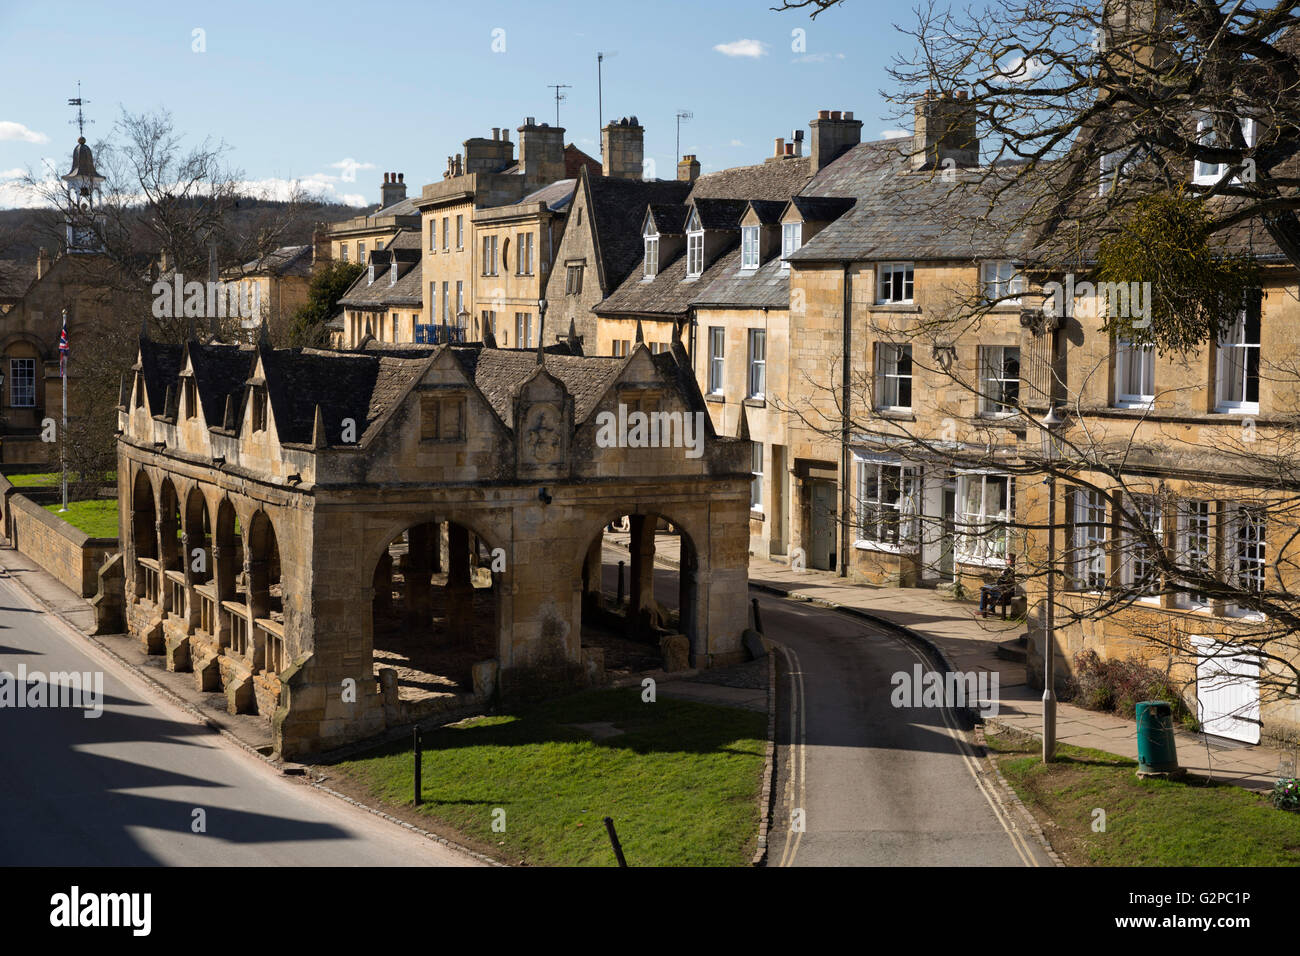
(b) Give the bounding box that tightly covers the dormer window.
[1194,115,1256,186]
[686,209,704,278]
[643,219,659,279]
[781,223,802,269]
[367,264,375,285]
[389,260,397,285]
[741,226,760,270]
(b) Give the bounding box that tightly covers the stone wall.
[5,488,117,596]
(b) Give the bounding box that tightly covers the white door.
[1190,636,1261,744]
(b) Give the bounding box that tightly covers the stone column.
[628,515,657,635]
[373,550,393,617]
[446,523,473,642]
[582,532,604,611]
[431,521,443,574]
[405,524,434,629]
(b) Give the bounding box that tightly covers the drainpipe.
[840,261,852,578]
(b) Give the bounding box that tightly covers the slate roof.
[646,204,689,235]
[374,195,420,218]
[597,158,817,318]
[789,142,1038,262]
[137,341,185,411]
[0,259,33,301]
[688,158,812,202]
[746,200,786,225]
[338,230,424,308]
[451,347,625,427]
[518,178,577,213]
[788,195,857,222]
[586,173,694,290]
[236,244,312,277]
[188,343,256,424]
[691,248,790,310]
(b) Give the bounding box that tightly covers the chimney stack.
[381,171,408,208]
[601,116,645,180]
[519,117,567,185]
[36,247,50,280]
[677,154,701,183]
[911,90,979,171]
[311,222,331,270]
[809,108,863,173]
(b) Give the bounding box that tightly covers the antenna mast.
[67,81,93,138]
[548,83,571,128]
[675,110,693,161]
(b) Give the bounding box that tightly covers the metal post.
[603,816,628,867]
[60,310,68,514]
[617,559,625,607]
[1043,472,1057,762]
[751,597,763,634]
[413,727,422,805]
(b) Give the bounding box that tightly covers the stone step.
[994,633,1028,664]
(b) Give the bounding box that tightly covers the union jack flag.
[59,312,69,377]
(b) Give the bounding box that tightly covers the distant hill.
[0,198,372,266]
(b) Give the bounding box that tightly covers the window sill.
[743,397,766,408]
[874,409,915,421]
[854,539,912,555]
[870,303,919,312]
[1114,399,1154,410]
[1214,404,1260,416]
[955,554,1008,569]
[705,393,725,404]
[750,509,765,521]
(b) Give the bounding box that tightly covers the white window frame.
[1115,339,1155,407]
[876,262,914,304]
[456,215,464,250]
[455,281,464,322]
[746,328,766,399]
[780,223,801,270]
[483,235,498,275]
[1176,499,1213,611]
[686,210,704,278]
[1122,493,1163,602]
[1215,305,1260,414]
[389,260,397,286]
[340,244,349,263]
[955,471,1015,566]
[1072,488,1108,592]
[9,358,35,408]
[643,221,659,279]
[441,218,449,250]
[708,327,725,394]
[981,260,1025,306]
[1227,504,1266,619]
[1193,115,1257,186]
[979,345,1020,416]
[741,225,760,270]
[751,442,764,512]
[515,312,532,349]
[875,343,913,411]
[855,458,921,550]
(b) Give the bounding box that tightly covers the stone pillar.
[405,524,434,629]
[582,533,604,611]
[446,523,473,642]
[431,521,443,574]
[629,515,657,636]
[373,550,393,617]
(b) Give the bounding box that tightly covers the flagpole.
[59,308,67,513]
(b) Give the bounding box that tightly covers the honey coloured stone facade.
[118,335,751,758]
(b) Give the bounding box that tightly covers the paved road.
[601,539,1050,867]
[0,571,477,866]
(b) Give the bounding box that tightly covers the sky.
[0,0,916,210]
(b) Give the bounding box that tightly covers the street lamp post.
[536,298,548,359]
[1039,405,1065,762]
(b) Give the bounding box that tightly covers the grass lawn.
[338,687,767,866]
[7,471,114,488]
[45,499,119,538]
[987,730,1300,865]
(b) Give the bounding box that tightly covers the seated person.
[979,554,1017,618]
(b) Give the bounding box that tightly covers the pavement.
[0,542,479,866]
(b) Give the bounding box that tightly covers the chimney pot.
[492,127,500,140]
[842,112,853,121]
[398,173,404,182]
[774,137,785,157]
[818,109,831,120]
[830,110,842,120]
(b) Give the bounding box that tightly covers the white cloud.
[714,39,768,59]
[0,167,24,179]
[880,130,910,140]
[240,174,367,206]
[729,139,744,147]
[997,54,1048,83]
[0,121,49,144]
[328,157,376,183]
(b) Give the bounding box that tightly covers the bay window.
[856,460,920,547]
[955,472,1014,564]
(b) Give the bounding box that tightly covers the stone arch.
[573,505,704,666]
[214,497,239,605]
[363,510,508,704]
[130,469,157,601]
[183,484,212,586]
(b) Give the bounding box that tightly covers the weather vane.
[68,81,93,138]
